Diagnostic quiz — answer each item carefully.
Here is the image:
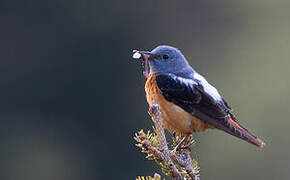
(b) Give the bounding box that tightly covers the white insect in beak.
[132,50,142,59]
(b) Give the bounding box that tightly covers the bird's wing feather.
[155,73,229,122]
[155,73,265,147]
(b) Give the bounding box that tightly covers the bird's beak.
[132,50,153,80]
[132,50,156,60]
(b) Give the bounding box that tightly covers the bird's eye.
[162,54,169,60]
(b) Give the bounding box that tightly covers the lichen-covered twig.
[135,102,200,180]
[148,103,182,180]
[170,148,199,180]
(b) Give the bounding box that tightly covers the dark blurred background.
[0,0,289,179]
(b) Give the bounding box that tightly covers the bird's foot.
[172,134,191,153]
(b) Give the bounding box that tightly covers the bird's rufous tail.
[226,115,265,148]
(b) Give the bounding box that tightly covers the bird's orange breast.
[145,73,213,134]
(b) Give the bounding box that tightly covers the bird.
[132,45,265,148]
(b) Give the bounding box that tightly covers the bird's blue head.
[133,45,193,77]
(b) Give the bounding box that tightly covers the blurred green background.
[0,0,289,179]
